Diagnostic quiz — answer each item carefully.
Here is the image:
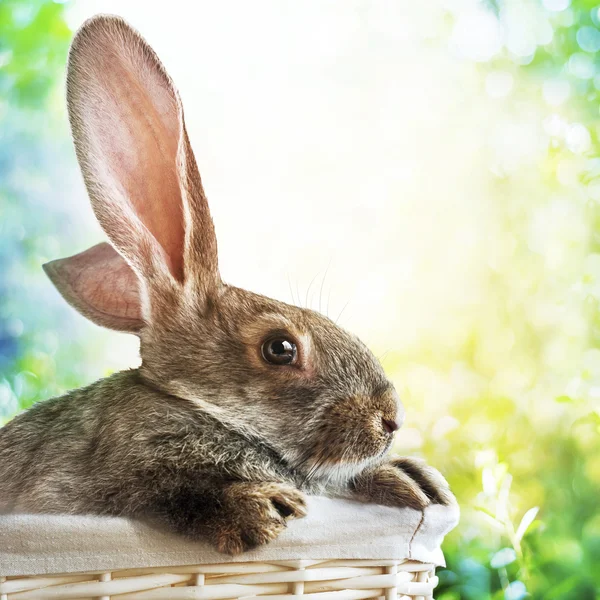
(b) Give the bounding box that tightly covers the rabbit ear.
[66,15,220,310]
[43,243,144,333]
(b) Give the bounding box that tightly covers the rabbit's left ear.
[65,15,220,308]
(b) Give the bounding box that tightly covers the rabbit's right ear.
[43,242,143,333]
[64,15,220,325]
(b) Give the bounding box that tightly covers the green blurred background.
[1,1,600,598]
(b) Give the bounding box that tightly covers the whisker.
[377,348,392,363]
[303,462,320,487]
[318,259,332,315]
[324,444,351,488]
[305,449,330,487]
[335,300,350,324]
[287,273,296,306]
[305,271,320,310]
[296,446,325,489]
[294,450,316,473]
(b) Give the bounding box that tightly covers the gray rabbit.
[0,15,454,554]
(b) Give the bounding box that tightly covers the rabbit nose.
[382,418,400,434]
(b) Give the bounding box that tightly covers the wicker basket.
[0,498,458,600]
[0,558,438,599]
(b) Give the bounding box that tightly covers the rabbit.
[0,15,454,555]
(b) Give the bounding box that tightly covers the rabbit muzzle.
[300,386,404,483]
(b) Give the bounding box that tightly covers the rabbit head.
[45,15,403,485]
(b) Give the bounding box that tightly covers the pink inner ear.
[43,242,143,332]
[89,53,185,280]
[68,17,186,282]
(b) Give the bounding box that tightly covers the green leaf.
[515,507,540,543]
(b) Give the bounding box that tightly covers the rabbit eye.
[261,338,298,366]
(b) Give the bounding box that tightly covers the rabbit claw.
[353,456,455,510]
[212,482,307,555]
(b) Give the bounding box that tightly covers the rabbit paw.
[353,457,455,510]
[212,482,307,555]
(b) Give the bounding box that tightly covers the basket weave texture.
[0,558,438,599]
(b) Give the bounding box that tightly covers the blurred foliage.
[390,1,600,599]
[0,0,69,107]
[1,1,600,599]
[0,0,109,423]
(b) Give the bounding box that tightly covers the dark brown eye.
[261,338,298,366]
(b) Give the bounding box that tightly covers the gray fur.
[0,15,454,554]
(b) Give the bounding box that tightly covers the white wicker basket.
[0,559,438,599]
[0,498,458,600]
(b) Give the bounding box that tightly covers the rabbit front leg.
[153,480,307,555]
[210,481,307,554]
[350,457,455,510]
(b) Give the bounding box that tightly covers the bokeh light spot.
[542,0,571,11]
[568,52,596,79]
[576,26,600,53]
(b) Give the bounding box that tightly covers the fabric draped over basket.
[0,496,459,600]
